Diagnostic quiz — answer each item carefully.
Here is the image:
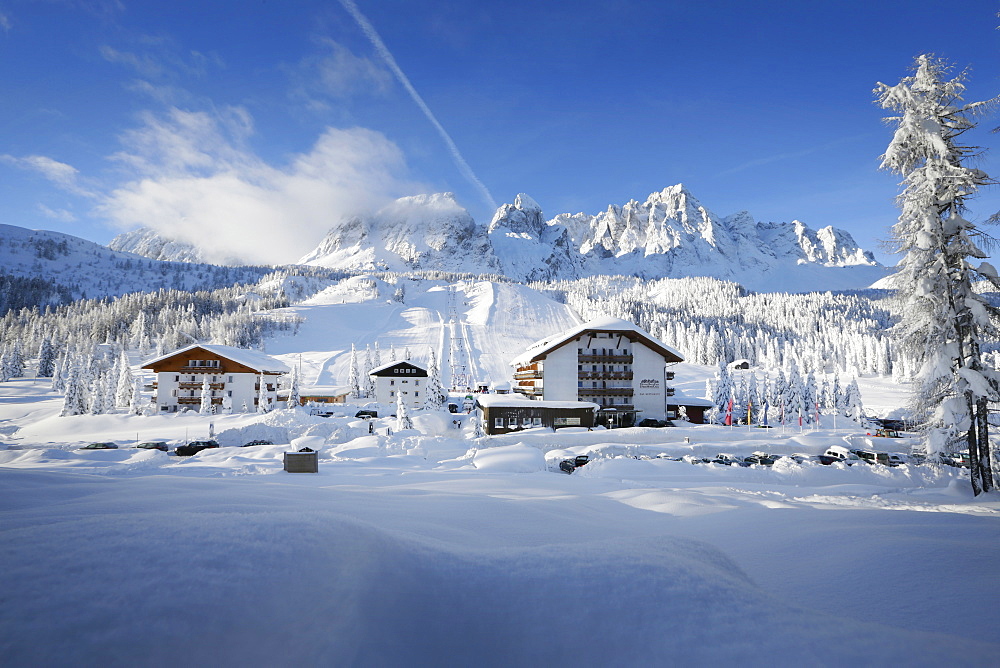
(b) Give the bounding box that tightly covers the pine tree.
[363,344,374,397]
[131,379,144,415]
[61,364,87,416]
[115,351,134,408]
[288,365,301,409]
[396,389,413,431]
[843,378,865,423]
[257,375,269,413]
[373,341,382,368]
[199,375,213,414]
[424,348,445,410]
[877,54,999,493]
[7,340,25,378]
[711,362,733,424]
[349,344,361,399]
[37,337,55,377]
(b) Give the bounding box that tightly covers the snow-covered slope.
[0,223,271,308]
[108,227,209,263]
[299,193,502,274]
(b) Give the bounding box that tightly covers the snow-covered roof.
[300,385,352,397]
[368,360,428,376]
[510,316,683,367]
[475,395,599,410]
[668,395,714,408]
[141,344,290,374]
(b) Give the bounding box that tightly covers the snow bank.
[472,443,545,472]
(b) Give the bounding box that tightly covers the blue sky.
[2,0,999,265]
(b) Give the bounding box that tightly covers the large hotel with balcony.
[511,316,705,426]
[142,344,289,413]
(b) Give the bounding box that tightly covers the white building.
[510,316,687,426]
[369,360,428,410]
[142,344,289,413]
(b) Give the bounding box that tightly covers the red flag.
[725,398,733,426]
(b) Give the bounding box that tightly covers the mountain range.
[8,184,887,301]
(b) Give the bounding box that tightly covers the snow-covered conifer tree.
[349,344,360,399]
[373,341,382,367]
[115,352,134,408]
[396,390,413,431]
[37,337,55,378]
[288,365,301,410]
[131,379,144,415]
[424,349,445,410]
[710,362,733,424]
[7,340,25,378]
[843,378,864,423]
[257,375,269,413]
[199,375,213,415]
[363,344,374,398]
[877,54,999,493]
[61,365,86,416]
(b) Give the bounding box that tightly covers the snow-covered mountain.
[299,185,887,291]
[0,223,271,311]
[108,227,208,263]
[299,193,502,275]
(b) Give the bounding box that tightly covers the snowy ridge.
[108,227,210,263]
[299,193,501,275]
[299,185,887,292]
[0,223,272,307]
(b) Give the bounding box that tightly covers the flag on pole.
[762,399,769,427]
[725,398,733,427]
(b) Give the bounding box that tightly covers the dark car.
[743,453,778,466]
[81,442,118,450]
[638,418,674,428]
[355,410,378,419]
[175,440,220,457]
[242,440,273,447]
[447,403,459,414]
[135,441,168,452]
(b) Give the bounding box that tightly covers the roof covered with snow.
[475,395,599,410]
[141,344,290,374]
[368,360,428,376]
[511,316,683,366]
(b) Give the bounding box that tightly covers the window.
[415,391,419,397]
[508,417,518,427]
[495,417,504,429]
[532,417,542,426]
[390,380,395,386]
[174,375,179,382]
[228,376,233,383]
[390,391,395,397]
[227,391,232,397]
[522,417,531,427]
[415,380,420,386]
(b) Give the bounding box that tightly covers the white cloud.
[37,204,77,222]
[0,154,93,196]
[0,11,11,32]
[99,107,421,265]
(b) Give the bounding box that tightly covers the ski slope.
[266,278,581,391]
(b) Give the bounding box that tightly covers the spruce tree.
[877,54,999,493]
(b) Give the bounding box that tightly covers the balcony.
[514,386,544,397]
[180,365,222,372]
[578,371,633,381]
[177,396,223,405]
[578,354,633,364]
[578,387,634,397]
[514,369,543,380]
[178,382,224,390]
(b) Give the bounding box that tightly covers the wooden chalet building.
[510,316,707,426]
[142,344,289,413]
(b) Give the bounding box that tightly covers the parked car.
[557,454,591,474]
[711,453,747,466]
[81,442,118,450]
[447,403,459,414]
[242,440,273,447]
[175,440,220,456]
[742,452,778,466]
[819,445,861,465]
[638,418,674,428]
[887,453,907,467]
[135,441,168,452]
[871,428,902,438]
[355,410,378,419]
[939,451,970,468]
[851,449,891,466]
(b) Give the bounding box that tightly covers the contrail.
[339,0,497,212]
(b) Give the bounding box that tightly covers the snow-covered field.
[2,278,999,666]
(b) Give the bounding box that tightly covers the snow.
[141,343,291,374]
[2,277,999,665]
